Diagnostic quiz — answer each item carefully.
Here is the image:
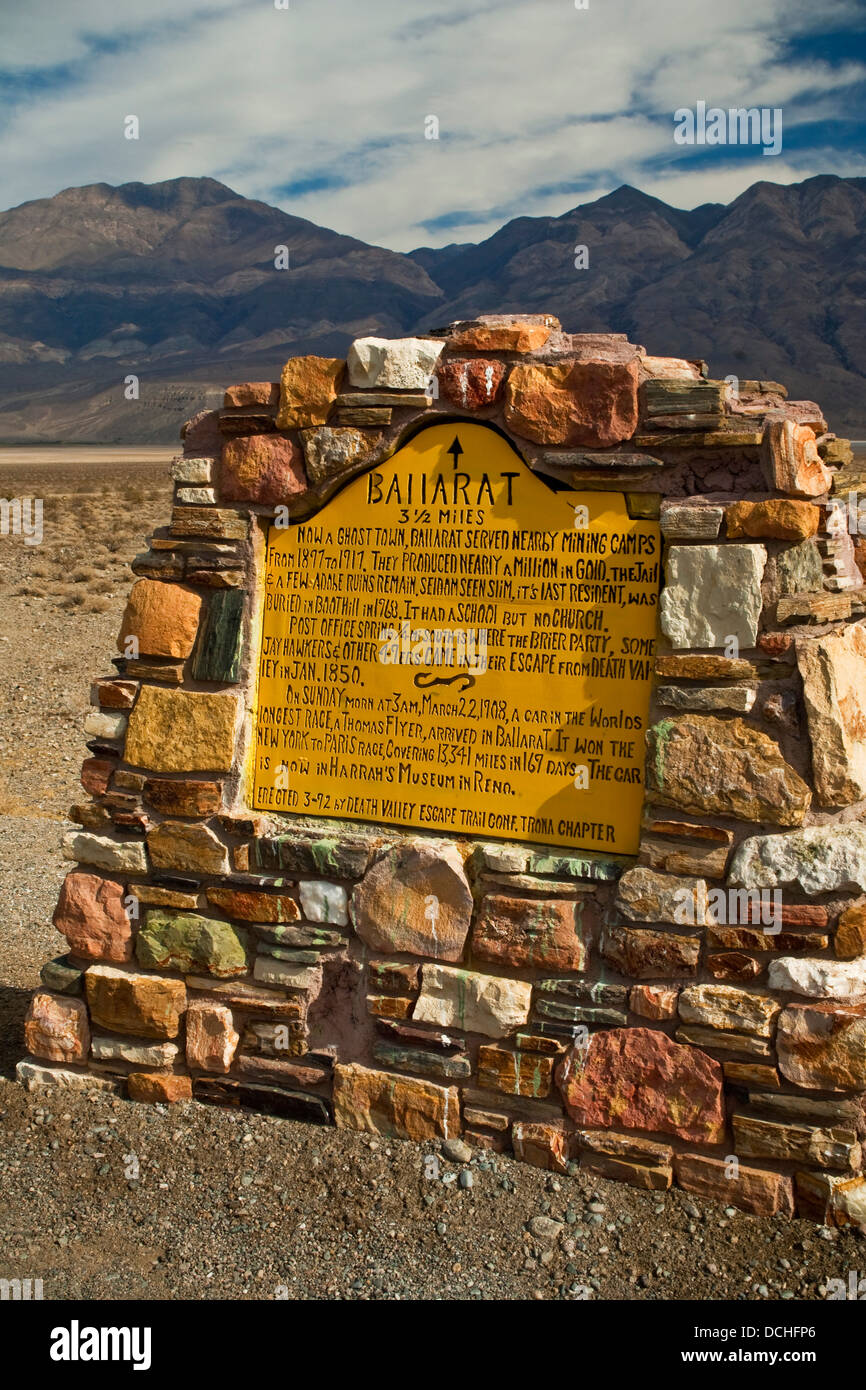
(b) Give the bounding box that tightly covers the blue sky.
[0,0,864,249]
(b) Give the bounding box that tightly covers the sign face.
[252,421,659,854]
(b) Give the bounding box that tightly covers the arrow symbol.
[447,435,464,469]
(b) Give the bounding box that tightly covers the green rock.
[136,910,248,977]
[776,540,824,597]
[525,851,628,882]
[40,956,84,996]
[252,834,371,878]
[191,589,244,683]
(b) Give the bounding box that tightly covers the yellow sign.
[252,422,659,854]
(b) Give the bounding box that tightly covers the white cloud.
[0,0,863,248]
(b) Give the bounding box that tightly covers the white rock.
[299,880,348,925]
[412,963,531,1038]
[660,543,766,649]
[768,956,866,999]
[84,710,127,740]
[90,1034,179,1065]
[175,486,216,505]
[797,624,866,806]
[253,956,322,996]
[171,457,213,484]
[62,831,148,874]
[347,336,445,390]
[729,825,866,895]
[16,1059,122,1093]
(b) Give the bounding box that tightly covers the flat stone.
[277,355,344,429]
[726,499,820,540]
[205,887,299,923]
[723,1062,780,1089]
[252,834,373,879]
[351,841,472,960]
[175,486,216,505]
[368,995,413,1021]
[646,715,809,826]
[252,956,323,995]
[659,504,723,539]
[299,880,348,925]
[24,992,90,1063]
[90,1034,179,1066]
[53,871,133,963]
[185,1000,239,1072]
[125,688,240,773]
[777,1002,866,1090]
[504,359,639,448]
[136,910,248,978]
[654,655,774,680]
[678,984,780,1037]
[450,319,553,353]
[775,540,825,597]
[637,833,730,879]
[128,1072,192,1104]
[142,778,222,817]
[675,1025,772,1058]
[629,984,679,1019]
[616,866,707,925]
[171,456,214,484]
[707,952,763,982]
[768,955,866,999]
[602,924,700,978]
[61,832,148,875]
[16,1060,121,1094]
[581,1152,672,1190]
[147,822,229,876]
[332,1062,459,1140]
[117,579,202,659]
[674,1153,793,1216]
[300,426,377,485]
[477,1045,555,1098]
[660,544,766,649]
[733,1112,860,1171]
[131,885,199,910]
[220,432,306,504]
[729,824,866,894]
[171,507,248,542]
[371,1040,471,1081]
[86,963,186,1039]
[471,894,591,972]
[655,684,756,713]
[347,337,444,390]
[412,963,532,1038]
[557,1027,725,1144]
[797,624,866,807]
[746,1090,861,1126]
[436,358,506,408]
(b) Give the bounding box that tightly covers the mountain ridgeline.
[0,173,863,441]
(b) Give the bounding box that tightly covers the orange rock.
[277,356,344,430]
[185,1000,239,1073]
[333,1062,459,1140]
[367,994,413,1020]
[128,1072,192,1103]
[726,499,820,541]
[836,902,866,959]
[674,1152,794,1216]
[450,324,552,353]
[761,418,831,497]
[53,870,133,963]
[629,984,679,1020]
[511,1121,571,1172]
[24,991,90,1063]
[477,1045,554,1097]
[86,963,186,1038]
[223,382,279,408]
[117,579,202,659]
[147,821,230,875]
[81,756,115,796]
[143,778,222,817]
[504,359,639,447]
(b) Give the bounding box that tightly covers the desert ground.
[0,446,864,1303]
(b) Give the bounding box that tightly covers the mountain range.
[0,173,863,442]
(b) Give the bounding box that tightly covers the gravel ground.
[1,451,864,1305]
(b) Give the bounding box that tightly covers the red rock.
[143,778,222,817]
[674,1152,794,1217]
[53,871,133,963]
[24,991,90,1063]
[220,433,306,505]
[504,359,639,447]
[81,757,115,796]
[602,924,700,978]
[436,358,506,409]
[706,952,762,982]
[511,1121,571,1173]
[128,1072,192,1103]
[472,894,591,972]
[205,886,299,923]
[557,1027,725,1144]
[94,679,138,710]
[758,632,794,657]
[223,382,279,408]
[181,410,222,456]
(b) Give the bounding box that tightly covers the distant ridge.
[0,173,862,441]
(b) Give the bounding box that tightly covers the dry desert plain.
[0,444,865,1302]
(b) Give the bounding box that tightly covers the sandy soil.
[1,450,864,1304]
